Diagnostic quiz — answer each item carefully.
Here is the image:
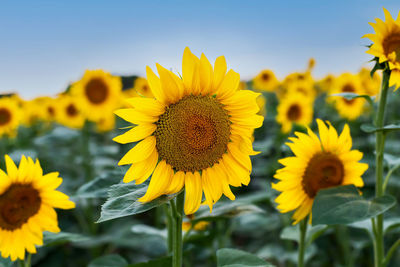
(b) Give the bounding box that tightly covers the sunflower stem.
[171,191,184,267]
[19,254,31,267]
[373,68,390,267]
[164,204,174,254]
[298,219,308,267]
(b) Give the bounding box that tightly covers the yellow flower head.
[37,97,59,122]
[286,79,316,101]
[282,72,313,88]
[96,114,116,133]
[71,69,122,122]
[316,74,335,93]
[0,97,22,137]
[114,47,263,215]
[358,67,381,97]
[364,8,400,89]
[0,155,75,261]
[272,119,368,224]
[329,73,366,121]
[252,69,279,92]
[56,94,85,129]
[276,93,313,133]
[133,77,154,98]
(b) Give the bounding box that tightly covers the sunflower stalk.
[170,191,184,267]
[19,254,31,267]
[298,218,308,267]
[372,67,390,267]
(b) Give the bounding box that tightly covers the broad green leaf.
[97,183,177,223]
[383,153,400,167]
[312,185,396,225]
[361,124,400,134]
[330,93,374,105]
[193,192,270,222]
[131,224,167,239]
[75,171,123,199]
[88,254,128,267]
[217,248,273,267]
[127,256,172,267]
[280,224,329,247]
[43,231,90,246]
[0,257,14,267]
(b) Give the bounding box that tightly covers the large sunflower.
[276,93,313,133]
[56,94,85,129]
[329,73,366,120]
[252,69,279,92]
[114,48,263,214]
[71,69,122,122]
[0,97,21,137]
[0,155,75,261]
[272,119,368,224]
[364,8,400,89]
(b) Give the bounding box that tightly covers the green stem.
[19,254,31,267]
[171,192,184,267]
[374,68,390,267]
[164,204,173,254]
[382,238,400,266]
[298,219,308,267]
[82,121,93,182]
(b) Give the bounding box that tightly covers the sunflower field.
[1,7,400,267]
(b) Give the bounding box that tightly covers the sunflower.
[252,69,279,92]
[364,8,400,89]
[96,114,116,132]
[0,155,75,261]
[276,93,313,133]
[329,73,366,120]
[56,95,85,129]
[285,80,316,101]
[256,93,267,117]
[316,74,335,93]
[272,119,368,224]
[359,67,381,97]
[0,97,21,137]
[114,47,263,215]
[133,77,154,98]
[71,69,122,122]
[282,71,313,88]
[38,97,59,122]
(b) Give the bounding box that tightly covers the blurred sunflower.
[0,155,75,261]
[364,8,400,89]
[114,47,263,214]
[0,97,21,137]
[276,93,313,133]
[71,70,122,122]
[286,80,316,101]
[282,72,313,87]
[39,97,59,122]
[316,74,335,93]
[133,77,154,98]
[57,95,85,129]
[272,120,368,224]
[359,67,381,97]
[330,73,366,120]
[96,114,116,132]
[252,69,279,92]
[256,93,267,117]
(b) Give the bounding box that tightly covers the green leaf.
[361,124,400,134]
[75,171,123,199]
[97,183,177,223]
[127,256,172,267]
[217,248,273,267]
[0,257,14,267]
[43,231,90,246]
[131,224,167,239]
[330,93,374,106]
[88,254,128,267]
[312,185,396,225]
[280,225,329,247]
[383,153,400,167]
[193,192,270,222]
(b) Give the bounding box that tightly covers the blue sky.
[0,0,399,99]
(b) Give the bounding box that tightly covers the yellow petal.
[113,124,156,144]
[118,136,156,165]
[184,172,202,215]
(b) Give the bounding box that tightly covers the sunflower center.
[0,184,41,230]
[48,106,55,117]
[85,78,109,104]
[66,104,78,117]
[287,104,302,121]
[0,108,11,126]
[262,73,270,81]
[342,84,355,104]
[383,32,400,62]
[142,85,149,92]
[302,153,344,198]
[155,95,230,172]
